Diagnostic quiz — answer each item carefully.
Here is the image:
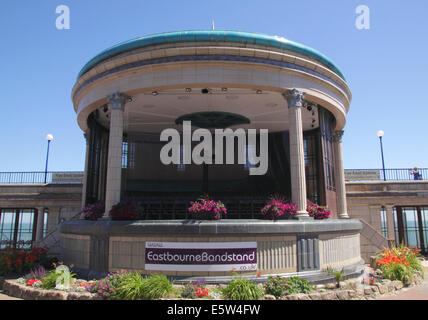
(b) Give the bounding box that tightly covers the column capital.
[107,92,131,111]
[333,130,344,142]
[282,89,306,108]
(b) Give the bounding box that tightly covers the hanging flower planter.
[260,194,297,220]
[306,201,330,220]
[188,195,227,220]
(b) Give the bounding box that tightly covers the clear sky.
[0,0,427,172]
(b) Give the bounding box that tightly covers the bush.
[40,264,76,290]
[87,270,129,298]
[376,244,424,282]
[188,195,227,220]
[92,272,174,300]
[81,201,105,220]
[325,267,347,288]
[306,201,330,220]
[261,194,297,220]
[141,274,174,299]
[114,272,148,300]
[24,265,47,280]
[264,276,312,297]
[222,278,264,300]
[180,283,198,299]
[263,276,289,298]
[381,263,414,282]
[286,277,312,294]
[0,247,50,276]
[109,200,139,220]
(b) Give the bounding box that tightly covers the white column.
[283,89,309,218]
[333,130,349,218]
[35,207,45,241]
[104,92,130,218]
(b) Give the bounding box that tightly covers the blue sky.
[0,0,427,171]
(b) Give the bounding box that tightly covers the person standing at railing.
[410,166,422,180]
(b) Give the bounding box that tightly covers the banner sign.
[52,172,84,183]
[345,170,380,181]
[145,242,257,272]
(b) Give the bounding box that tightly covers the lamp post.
[44,134,53,183]
[377,130,386,181]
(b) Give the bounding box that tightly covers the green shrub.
[113,273,174,300]
[180,283,198,299]
[40,266,76,290]
[114,272,147,300]
[286,276,312,294]
[376,245,424,282]
[142,274,174,299]
[381,263,414,282]
[263,276,289,298]
[325,267,347,288]
[222,278,264,300]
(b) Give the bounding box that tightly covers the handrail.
[0,169,426,184]
[0,171,83,184]
[345,168,427,182]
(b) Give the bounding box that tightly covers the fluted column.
[333,130,349,218]
[104,92,130,218]
[283,89,309,218]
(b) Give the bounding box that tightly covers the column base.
[338,213,350,219]
[293,215,314,221]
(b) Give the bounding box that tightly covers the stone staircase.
[358,218,389,263]
[34,212,82,258]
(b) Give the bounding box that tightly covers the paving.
[0,290,22,300]
[376,262,428,300]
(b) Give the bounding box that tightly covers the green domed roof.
[78,30,345,81]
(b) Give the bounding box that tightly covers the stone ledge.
[2,280,102,300]
[60,219,362,236]
[2,273,422,301]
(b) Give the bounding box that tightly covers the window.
[380,207,388,238]
[245,144,256,170]
[177,145,185,171]
[122,141,128,169]
[319,109,336,190]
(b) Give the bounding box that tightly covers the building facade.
[72,30,352,220]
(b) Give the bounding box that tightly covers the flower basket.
[261,195,297,220]
[81,202,105,221]
[188,195,227,220]
[109,200,138,221]
[306,201,330,220]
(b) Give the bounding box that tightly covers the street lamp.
[44,134,53,183]
[377,130,386,181]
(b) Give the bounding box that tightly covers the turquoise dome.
[78,30,345,81]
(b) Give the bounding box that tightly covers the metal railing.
[345,168,427,182]
[0,171,84,184]
[0,169,426,184]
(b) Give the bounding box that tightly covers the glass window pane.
[402,207,420,248]
[0,210,16,248]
